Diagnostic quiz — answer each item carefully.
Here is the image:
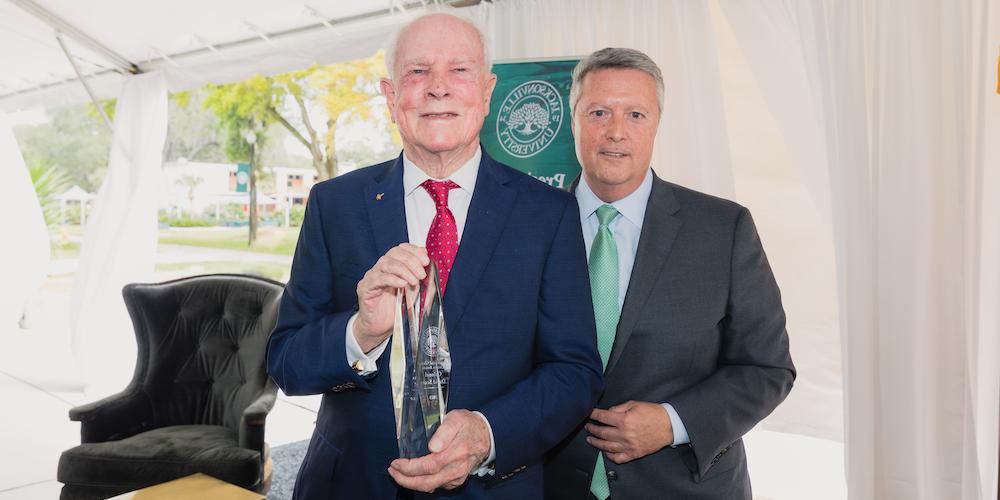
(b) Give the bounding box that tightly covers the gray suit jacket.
[545,174,796,499]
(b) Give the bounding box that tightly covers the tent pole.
[56,34,113,131]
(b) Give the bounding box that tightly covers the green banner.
[235,163,250,193]
[481,58,580,190]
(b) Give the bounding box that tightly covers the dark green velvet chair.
[57,274,284,499]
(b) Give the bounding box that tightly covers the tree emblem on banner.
[496,80,564,158]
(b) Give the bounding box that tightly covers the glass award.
[389,262,451,458]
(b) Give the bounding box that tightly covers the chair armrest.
[69,390,153,443]
[239,378,279,454]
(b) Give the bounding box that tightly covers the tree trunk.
[314,153,329,182]
[272,97,328,182]
[325,151,336,180]
[248,141,258,247]
[325,119,337,179]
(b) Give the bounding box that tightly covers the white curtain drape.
[0,113,50,331]
[465,0,734,198]
[69,71,168,397]
[720,1,1000,498]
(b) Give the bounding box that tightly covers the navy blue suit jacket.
[267,151,603,499]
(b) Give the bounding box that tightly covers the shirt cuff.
[345,313,389,376]
[469,411,496,476]
[662,402,690,447]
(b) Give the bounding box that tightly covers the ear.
[482,73,498,116]
[380,78,397,123]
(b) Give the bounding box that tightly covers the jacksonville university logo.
[496,80,564,158]
[423,326,440,357]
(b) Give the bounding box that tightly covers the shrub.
[166,217,214,227]
[290,204,306,227]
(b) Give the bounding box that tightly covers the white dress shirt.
[575,168,690,447]
[344,148,496,474]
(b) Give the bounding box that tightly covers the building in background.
[270,165,320,209]
[160,160,325,224]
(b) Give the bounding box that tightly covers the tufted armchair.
[57,274,285,500]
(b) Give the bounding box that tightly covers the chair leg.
[259,457,273,494]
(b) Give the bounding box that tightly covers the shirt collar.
[576,168,654,228]
[402,147,482,197]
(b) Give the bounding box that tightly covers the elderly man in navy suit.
[266,12,603,499]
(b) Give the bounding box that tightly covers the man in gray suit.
[545,48,796,499]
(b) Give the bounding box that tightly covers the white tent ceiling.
[0,0,475,112]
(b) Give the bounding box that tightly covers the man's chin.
[590,165,638,184]
[413,139,477,156]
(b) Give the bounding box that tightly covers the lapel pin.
[376,193,384,201]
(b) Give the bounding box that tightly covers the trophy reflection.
[389,262,451,458]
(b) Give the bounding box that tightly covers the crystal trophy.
[389,262,451,458]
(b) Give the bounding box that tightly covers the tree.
[203,75,279,246]
[29,164,72,227]
[175,174,204,216]
[199,52,400,189]
[164,91,226,162]
[508,103,550,135]
[259,121,311,170]
[337,133,400,169]
[258,52,398,181]
[13,104,112,192]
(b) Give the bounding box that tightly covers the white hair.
[383,10,493,79]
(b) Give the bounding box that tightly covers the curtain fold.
[0,113,50,330]
[720,1,1000,498]
[69,71,167,397]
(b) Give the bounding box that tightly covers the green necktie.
[589,204,620,500]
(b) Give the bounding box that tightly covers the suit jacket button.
[606,470,618,481]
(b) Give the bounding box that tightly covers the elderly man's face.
[572,68,661,202]
[381,15,496,162]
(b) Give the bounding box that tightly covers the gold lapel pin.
[376,193,384,201]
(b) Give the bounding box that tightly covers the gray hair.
[383,11,494,79]
[569,47,664,111]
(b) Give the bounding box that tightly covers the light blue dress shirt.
[575,169,690,447]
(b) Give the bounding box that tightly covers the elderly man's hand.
[353,243,429,352]
[585,401,674,464]
[388,409,491,493]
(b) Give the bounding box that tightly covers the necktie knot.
[596,204,619,228]
[422,179,459,209]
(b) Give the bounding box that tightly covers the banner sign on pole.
[481,58,581,189]
[235,163,250,193]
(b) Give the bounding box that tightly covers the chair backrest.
[122,274,284,431]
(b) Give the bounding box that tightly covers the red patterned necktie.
[421,179,460,294]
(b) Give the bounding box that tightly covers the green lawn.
[155,261,290,282]
[157,226,300,256]
[47,226,301,260]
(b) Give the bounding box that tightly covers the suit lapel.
[443,153,516,337]
[605,176,682,376]
[363,155,408,257]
